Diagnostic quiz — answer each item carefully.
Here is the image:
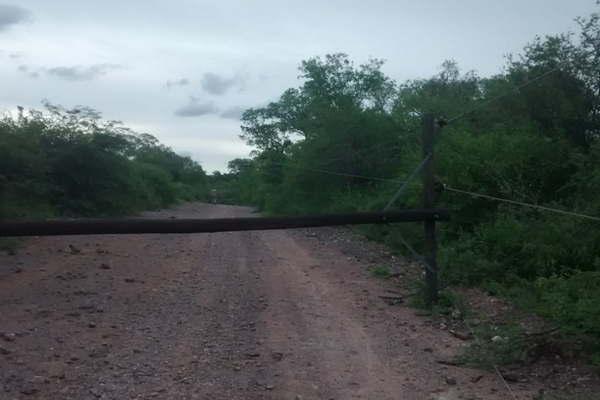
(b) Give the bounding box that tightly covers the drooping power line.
[445,67,560,125]
[266,161,404,184]
[444,185,600,222]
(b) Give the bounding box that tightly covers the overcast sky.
[0,1,597,172]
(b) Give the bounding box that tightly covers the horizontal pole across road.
[0,209,449,237]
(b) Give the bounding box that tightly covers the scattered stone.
[20,387,39,395]
[445,376,457,385]
[271,352,284,362]
[73,290,96,296]
[0,346,12,355]
[449,329,472,341]
[99,263,111,270]
[88,322,97,328]
[436,358,463,366]
[503,372,528,383]
[46,361,66,379]
[30,375,47,384]
[68,244,81,254]
[36,309,52,318]
[66,312,81,318]
[88,347,110,359]
[14,266,23,273]
[2,332,16,342]
[471,375,484,383]
[379,295,404,305]
[265,384,274,390]
[124,278,135,283]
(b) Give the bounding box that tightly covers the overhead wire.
[443,185,600,222]
[383,153,431,211]
[445,48,600,127]
[445,66,561,125]
[265,161,405,184]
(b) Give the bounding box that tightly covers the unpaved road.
[1,203,539,399]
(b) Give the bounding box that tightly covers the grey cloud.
[46,64,122,81]
[17,64,39,78]
[0,5,30,31]
[166,78,190,88]
[220,106,246,120]
[17,63,121,80]
[201,72,242,95]
[174,98,218,117]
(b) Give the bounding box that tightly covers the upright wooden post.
[422,114,438,305]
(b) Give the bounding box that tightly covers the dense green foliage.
[213,10,600,352]
[1,102,208,218]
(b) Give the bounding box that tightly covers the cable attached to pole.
[443,184,600,222]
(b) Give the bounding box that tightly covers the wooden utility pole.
[422,114,439,305]
[0,210,449,237]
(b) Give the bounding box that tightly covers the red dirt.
[0,203,554,399]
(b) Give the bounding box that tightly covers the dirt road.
[0,203,538,399]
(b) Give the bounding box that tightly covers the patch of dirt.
[0,203,596,399]
[298,226,600,399]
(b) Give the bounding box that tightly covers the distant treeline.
[213,10,600,357]
[0,102,208,218]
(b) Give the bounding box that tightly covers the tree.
[0,102,208,217]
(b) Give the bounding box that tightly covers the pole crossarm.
[0,209,450,237]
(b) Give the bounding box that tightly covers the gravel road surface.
[0,203,539,399]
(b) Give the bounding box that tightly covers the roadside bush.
[534,271,600,338]
[131,162,177,209]
[0,104,208,219]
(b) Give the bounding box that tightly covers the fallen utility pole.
[0,209,449,237]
